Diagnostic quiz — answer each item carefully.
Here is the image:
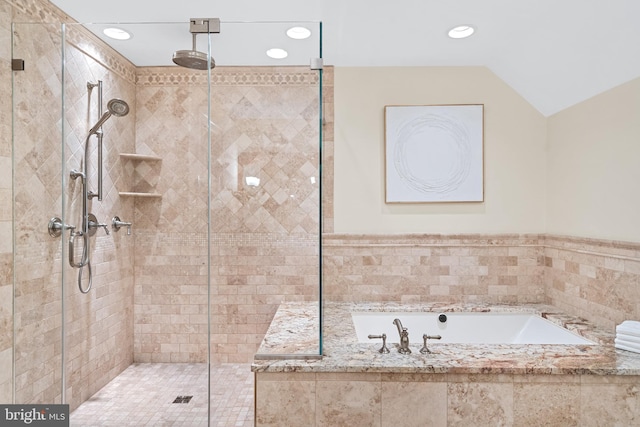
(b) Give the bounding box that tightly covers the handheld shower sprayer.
[69,95,130,294]
[88,98,129,135]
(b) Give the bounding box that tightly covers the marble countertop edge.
[252,302,640,376]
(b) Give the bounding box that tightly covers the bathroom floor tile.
[70,363,254,427]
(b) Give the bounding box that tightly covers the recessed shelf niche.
[119,153,162,198]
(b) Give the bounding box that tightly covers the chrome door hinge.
[310,58,323,70]
[12,59,24,71]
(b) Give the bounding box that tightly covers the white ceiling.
[49,0,640,116]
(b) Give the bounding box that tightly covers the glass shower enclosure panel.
[210,21,323,359]
[11,21,65,406]
[62,21,212,425]
[12,20,213,425]
[11,15,322,427]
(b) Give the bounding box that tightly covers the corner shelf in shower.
[119,153,163,198]
[119,153,162,162]
[118,191,162,198]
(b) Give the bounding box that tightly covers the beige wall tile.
[255,376,315,427]
[580,383,640,426]
[545,236,640,329]
[513,382,579,426]
[448,381,514,426]
[381,381,447,427]
[0,347,11,402]
[324,234,546,304]
[316,380,381,427]
[133,66,326,363]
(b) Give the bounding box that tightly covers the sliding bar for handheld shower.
[87,80,104,201]
[96,80,103,201]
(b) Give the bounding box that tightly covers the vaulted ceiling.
[50,0,640,116]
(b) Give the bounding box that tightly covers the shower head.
[172,49,215,70]
[107,98,129,117]
[88,98,129,135]
[172,32,215,70]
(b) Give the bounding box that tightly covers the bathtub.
[254,303,640,426]
[351,311,596,345]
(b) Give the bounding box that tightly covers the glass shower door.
[11,15,323,427]
[11,19,214,425]
[209,21,324,361]
[62,21,212,426]
[11,21,65,407]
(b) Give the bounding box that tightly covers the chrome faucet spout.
[393,318,411,354]
[393,318,404,336]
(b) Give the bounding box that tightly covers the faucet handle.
[420,334,442,354]
[368,334,390,354]
[48,217,76,238]
[112,216,132,235]
[87,213,110,235]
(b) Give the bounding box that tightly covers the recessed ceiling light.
[103,27,131,40]
[266,48,288,59]
[245,176,260,187]
[448,25,475,39]
[286,26,311,40]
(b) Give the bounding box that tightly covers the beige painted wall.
[547,77,640,242]
[334,67,547,234]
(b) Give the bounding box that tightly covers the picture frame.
[385,104,484,203]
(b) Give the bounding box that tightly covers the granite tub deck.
[253,303,640,426]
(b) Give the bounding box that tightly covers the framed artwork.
[385,104,484,203]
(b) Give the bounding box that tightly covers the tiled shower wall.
[209,68,323,362]
[133,66,324,363]
[61,31,136,410]
[6,0,328,407]
[9,0,136,410]
[0,0,12,404]
[132,68,210,363]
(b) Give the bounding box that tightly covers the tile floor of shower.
[70,363,254,427]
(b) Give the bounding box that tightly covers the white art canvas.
[385,104,484,203]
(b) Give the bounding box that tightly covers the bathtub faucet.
[393,318,411,354]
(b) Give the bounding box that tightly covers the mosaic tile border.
[213,232,319,247]
[135,231,319,248]
[322,233,640,261]
[545,234,640,261]
[136,66,321,87]
[64,25,137,83]
[324,233,544,247]
[11,0,137,83]
[9,0,69,24]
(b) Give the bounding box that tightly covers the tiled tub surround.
[544,234,640,332]
[323,234,640,333]
[323,234,547,305]
[253,302,640,426]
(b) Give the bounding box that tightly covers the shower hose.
[69,230,93,293]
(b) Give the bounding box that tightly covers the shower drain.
[172,395,193,404]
